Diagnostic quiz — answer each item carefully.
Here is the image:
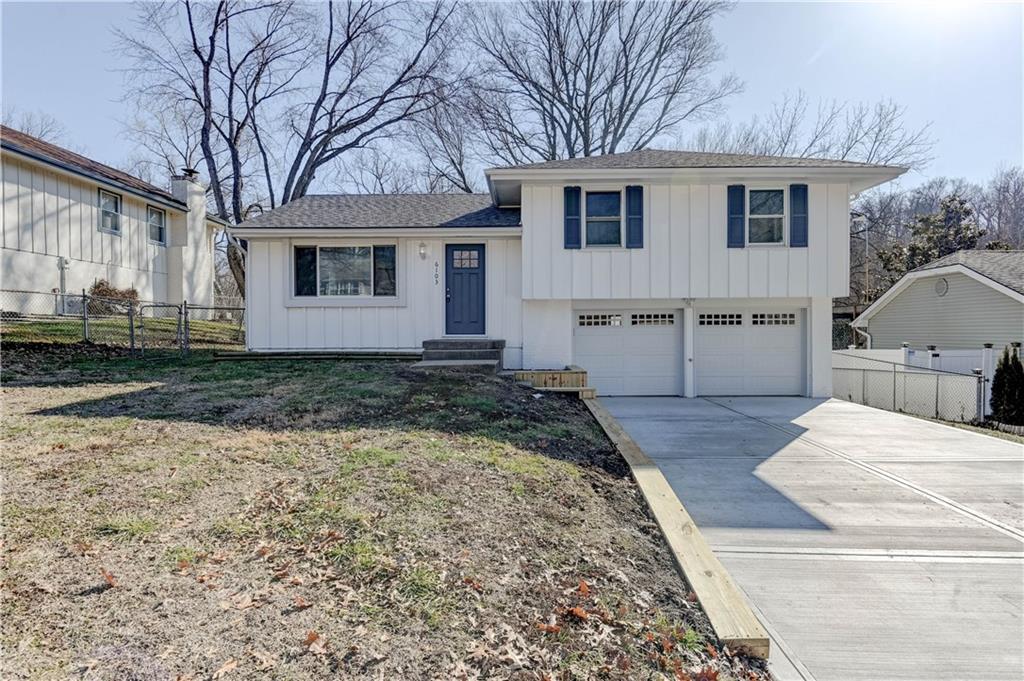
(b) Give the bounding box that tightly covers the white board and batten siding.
[245,237,525,368]
[521,181,851,301]
[1,155,173,300]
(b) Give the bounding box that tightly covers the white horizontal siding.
[520,180,850,300]
[866,272,1024,350]
[246,236,524,368]
[1,155,171,300]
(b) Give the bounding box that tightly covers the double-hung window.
[99,189,122,235]
[748,189,786,245]
[585,191,622,246]
[147,206,166,244]
[294,245,397,298]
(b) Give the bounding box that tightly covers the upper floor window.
[748,189,785,244]
[98,189,122,235]
[147,206,166,244]
[585,191,621,246]
[294,244,397,298]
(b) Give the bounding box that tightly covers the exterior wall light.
[419,242,428,259]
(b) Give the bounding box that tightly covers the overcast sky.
[2,1,1021,189]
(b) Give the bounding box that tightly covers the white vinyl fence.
[832,351,986,423]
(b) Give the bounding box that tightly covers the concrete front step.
[422,348,502,362]
[411,359,500,373]
[422,338,506,351]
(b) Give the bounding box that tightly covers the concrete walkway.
[602,396,1024,681]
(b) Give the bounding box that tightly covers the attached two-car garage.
[572,307,806,396]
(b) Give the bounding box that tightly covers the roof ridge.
[488,147,905,172]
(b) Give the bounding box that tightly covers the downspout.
[853,325,872,349]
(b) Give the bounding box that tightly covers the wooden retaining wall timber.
[583,398,771,659]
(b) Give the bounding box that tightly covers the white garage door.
[695,309,805,396]
[573,310,683,396]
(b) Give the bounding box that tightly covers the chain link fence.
[0,289,245,355]
[832,352,985,423]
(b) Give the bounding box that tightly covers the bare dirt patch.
[1,343,771,680]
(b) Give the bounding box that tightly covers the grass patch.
[95,514,157,539]
[337,446,404,476]
[164,546,202,567]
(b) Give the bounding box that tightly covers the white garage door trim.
[573,309,684,396]
[695,308,805,396]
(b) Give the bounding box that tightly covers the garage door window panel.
[699,313,743,326]
[578,313,622,327]
[632,313,675,326]
[748,189,786,245]
[752,312,796,326]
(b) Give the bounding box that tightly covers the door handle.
[445,287,451,303]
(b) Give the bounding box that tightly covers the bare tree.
[467,0,739,163]
[975,166,1024,248]
[120,0,459,296]
[122,103,206,183]
[413,96,478,193]
[1,107,68,143]
[334,147,420,194]
[278,1,459,202]
[689,91,934,169]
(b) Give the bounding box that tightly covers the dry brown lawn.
[1,343,771,681]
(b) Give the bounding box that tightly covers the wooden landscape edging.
[583,398,771,659]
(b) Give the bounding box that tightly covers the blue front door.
[445,244,485,335]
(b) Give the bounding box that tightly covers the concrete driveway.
[602,396,1024,681]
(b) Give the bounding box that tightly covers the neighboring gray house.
[853,250,1024,350]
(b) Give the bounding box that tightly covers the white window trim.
[583,188,624,249]
[98,189,122,236]
[147,205,167,246]
[286,239,405,308]
[746,186,788,247]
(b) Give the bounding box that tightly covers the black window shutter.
[625,185,643,248]
[294,246,317,296]
[727,185,745,248]
[790,184,808,247]
[564,186,581,249]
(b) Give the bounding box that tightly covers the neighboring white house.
[852,250,1024,351]
[231,149,905,397]
[1,125,223,307]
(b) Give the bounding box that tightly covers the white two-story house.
[232,149,905,397]
[1,125,222,308]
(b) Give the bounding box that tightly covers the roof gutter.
[486,165,907,198]
[229,226,523,239]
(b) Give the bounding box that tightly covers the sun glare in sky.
[883,0,984,31]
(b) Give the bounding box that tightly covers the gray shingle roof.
[491,148,901,171]
[236,194,520,229]
[913,250,1024,295]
